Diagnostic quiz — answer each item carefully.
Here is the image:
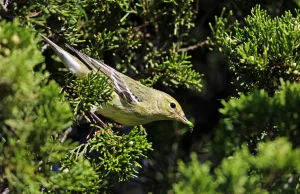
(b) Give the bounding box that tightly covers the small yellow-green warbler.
[41,35,193,128]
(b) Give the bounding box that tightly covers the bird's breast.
[95,94,154,126]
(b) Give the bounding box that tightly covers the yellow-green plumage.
[41,35,193,128]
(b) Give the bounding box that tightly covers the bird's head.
[157,92,194,128]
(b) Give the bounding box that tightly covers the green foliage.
[7,0,201,91]
[58,125,153,192]
[0,18,153,193]
[5,1,300,194]
[173,5,300,194]
[294,0,300,7]
[87,126,152,182]
[15,0,88,43]
[174,138,300,194]
[48,159,99,192]
[0,20,87,193]
[140,43,202,90]
[2,0,201,192]
[213,79,300,161]
[209,5,300,94]
[173,153,216,194]
[64,72,114,115]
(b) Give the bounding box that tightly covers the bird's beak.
[178,114,194,128]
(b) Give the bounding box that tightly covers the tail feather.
[65,43,97,72]
[41,35,90,77]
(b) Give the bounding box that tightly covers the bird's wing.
[65,44,141,104]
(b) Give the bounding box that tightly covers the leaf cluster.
[173,138,300,194]
[64,71,114,115]
[0,20,96,193]
[87,126,153,182]
[212,81,300,160]
[209,5,300,94]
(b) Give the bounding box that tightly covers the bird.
[41,35,194,128]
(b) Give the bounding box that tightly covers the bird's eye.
[170,102,176,109]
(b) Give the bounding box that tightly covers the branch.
[178,40,214,52]
[0,0,9,11]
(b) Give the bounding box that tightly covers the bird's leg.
[87,113,125,132]
[81,112,107,139]
[82,112,119,137]
[88,112,116,135]
[81,112,95,139]
[88,112,108,128]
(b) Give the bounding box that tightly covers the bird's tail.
[41,35,90,77]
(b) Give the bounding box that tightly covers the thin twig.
[60,126,73,143]
[194,0,199,14]
[132,23,149,32]
[178,40,214,52]
[0,0,10,11]
[2,188,10,194]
